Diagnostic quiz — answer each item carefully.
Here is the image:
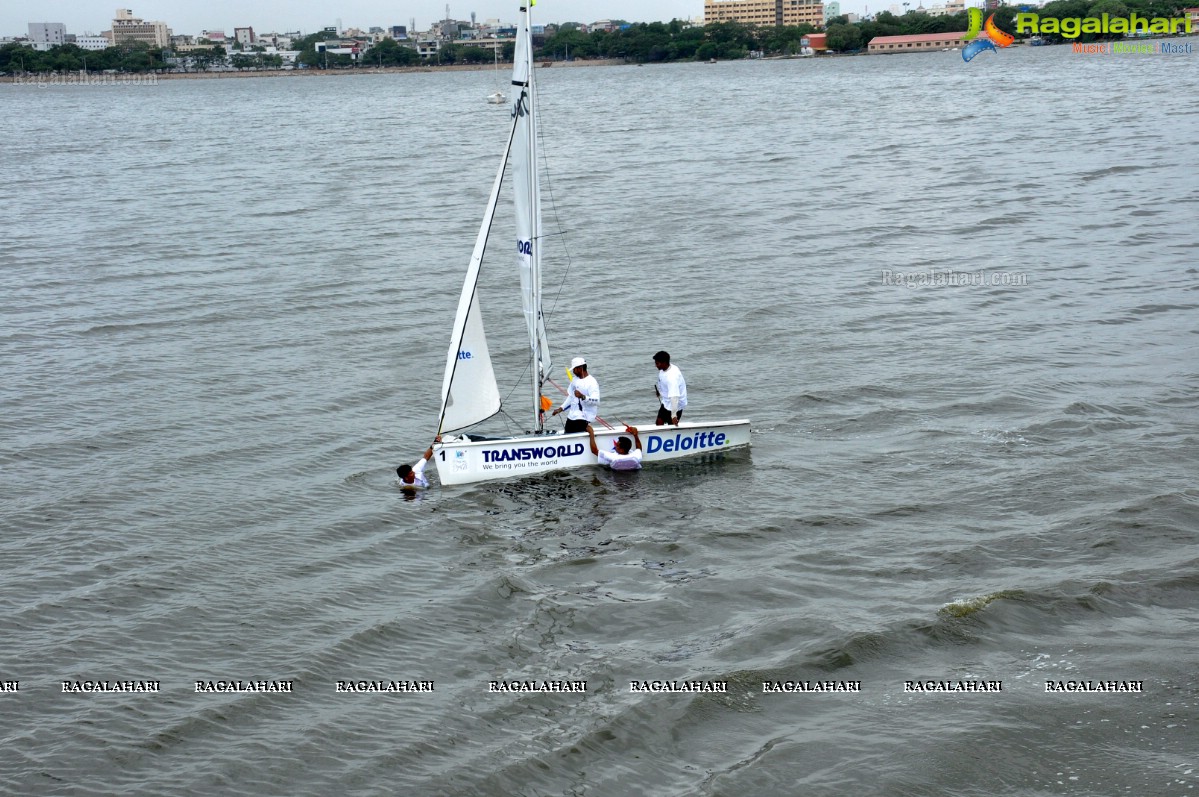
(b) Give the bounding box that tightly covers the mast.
[512,2,549,433]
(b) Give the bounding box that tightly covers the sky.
[1,0,877,39]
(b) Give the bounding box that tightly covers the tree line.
[5,0,1187,77]
[0,41,169,73]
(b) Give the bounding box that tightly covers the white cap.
[570,357,586,369]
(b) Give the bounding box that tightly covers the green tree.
[826,23,864,51]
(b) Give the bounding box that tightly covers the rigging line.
[502,354,534,406]
[533,98,575,329]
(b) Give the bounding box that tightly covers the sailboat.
[430,3,750,486]
[486,41,505,104]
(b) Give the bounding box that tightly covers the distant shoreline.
[0,58,629,84]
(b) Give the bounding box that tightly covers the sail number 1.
[517,240,532,256]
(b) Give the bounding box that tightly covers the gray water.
[2,44,1197,796]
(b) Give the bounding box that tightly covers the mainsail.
[436,117,516,434]
[437,2,550,435]
[512,5,552,430]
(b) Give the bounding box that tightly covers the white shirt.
[598,447,642,471]
[402,456,430,488]
[560,374,600,422]
[656,364,687,412]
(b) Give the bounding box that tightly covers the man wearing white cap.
[552,357,600,433]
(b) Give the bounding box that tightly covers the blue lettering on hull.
[645,431,727,455]
[482,443,586,464]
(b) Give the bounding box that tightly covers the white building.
[28,22,66,51]
[256,32,300,49]
[824,2,842,21]
[76,35,112,50]
[314,40,362,60]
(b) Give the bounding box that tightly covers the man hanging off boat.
[652,351,687,426]
[397,436,440,488]
[585,423,643,471]
[551,357,599,434]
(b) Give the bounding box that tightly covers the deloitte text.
[645,431,727,455]
[1016,12,1192,38]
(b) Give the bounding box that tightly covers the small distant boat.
[1028,36,1048,46]
[486,45,505,104]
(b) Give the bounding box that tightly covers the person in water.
[551,356,600,434]
[397,437,440,488]
[586,423,643,471]
[652,350,687,426]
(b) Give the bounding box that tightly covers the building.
[257,31,300,49]
[704,0,825,28]
[455,37,515,53]
[824,2,842,22]
[868,31,968,52]
[27,22,67,50]
[76,35,112,51]
[109,9,172,48]
[1186,8,1199,29]
[314,39,363,61]
[233,27,255,47]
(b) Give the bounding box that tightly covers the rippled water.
[2,44,1198,795]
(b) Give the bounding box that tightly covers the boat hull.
[431,420,751,485]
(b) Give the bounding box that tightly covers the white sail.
[511,5,552,430]
[436,114,520,434]
[439,289,500,432]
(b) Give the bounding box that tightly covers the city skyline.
[0,0,882,40]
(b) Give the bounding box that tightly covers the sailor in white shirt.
[397,437,439,488]
[586,424,643,471]
[552,356,600,434]
[653,350,687,426]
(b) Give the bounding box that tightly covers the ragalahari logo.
[962,8,1015,61]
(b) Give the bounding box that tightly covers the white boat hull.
[432,420,751,485]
